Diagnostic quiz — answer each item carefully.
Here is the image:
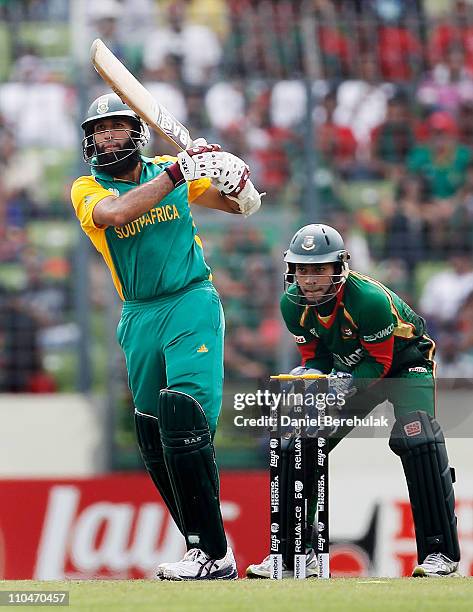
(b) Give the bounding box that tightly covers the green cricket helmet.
[284,224,350,306]
[81,93,150,167]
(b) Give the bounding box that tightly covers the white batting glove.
[213,152,250,196]
[226,179,264,217]
[177,144,223,181]
[212,152,264,217]
[164,143,222,187]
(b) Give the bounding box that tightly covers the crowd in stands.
[1,0,473,393]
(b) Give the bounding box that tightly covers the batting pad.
[158,389,227,560]
[134,409,184,534]
[389,411,460,563]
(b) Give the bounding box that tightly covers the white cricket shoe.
[246,551,318,579]
[412,553,460,578]
[157,547,238,581]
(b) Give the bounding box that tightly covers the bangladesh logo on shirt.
[341,325,357,340]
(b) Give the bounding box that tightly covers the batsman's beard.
[96,139,141,175]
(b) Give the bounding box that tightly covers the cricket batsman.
[71,92,263,580]
[247,223,460,578]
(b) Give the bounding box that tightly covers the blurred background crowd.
[1,0,473,465]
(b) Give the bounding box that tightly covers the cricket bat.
[90,38,193,151]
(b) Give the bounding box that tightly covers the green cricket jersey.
[280,270,435,380]
[71,155,212,300]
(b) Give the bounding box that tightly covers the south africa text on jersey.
[114,204,180,239]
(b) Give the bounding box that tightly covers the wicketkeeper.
[247,223,460,579]
[72,93,263,580]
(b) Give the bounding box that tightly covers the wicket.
[269,374,330,580]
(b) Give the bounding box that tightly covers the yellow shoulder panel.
[70,175,116,231]
[70,176,124,300]
[188,178,212,202]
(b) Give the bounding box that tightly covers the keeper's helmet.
[81,93,150,167]
[284,224,350,305]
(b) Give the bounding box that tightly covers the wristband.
[164,162,185,188]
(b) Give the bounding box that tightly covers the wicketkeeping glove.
[327,371,357,399]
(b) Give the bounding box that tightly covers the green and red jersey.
[280,270,435,380]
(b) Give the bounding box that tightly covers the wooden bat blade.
[90,39,192,150]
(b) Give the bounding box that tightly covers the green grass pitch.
[2,578,473,611]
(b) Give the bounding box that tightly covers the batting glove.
[165,143,222,187]
[213,152,250,195]
[212,152,264,217]
[227,180,264,217]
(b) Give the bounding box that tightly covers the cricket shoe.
[246,551,318,579]
[157,547,238,581]
[412,553,460,578]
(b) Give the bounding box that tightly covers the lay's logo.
[404,421,422,437]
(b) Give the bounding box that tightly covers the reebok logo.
[197,344,208,353]
[404,421,422,437]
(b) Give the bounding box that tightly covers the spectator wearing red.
[242,89,298,196]
[316,90,357,174]
[313,0,352,79]
[429,1,473,71]
[377,21,423,82]
[215,88,297,198]
[370,92,416,179]
[317,23,350,79]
